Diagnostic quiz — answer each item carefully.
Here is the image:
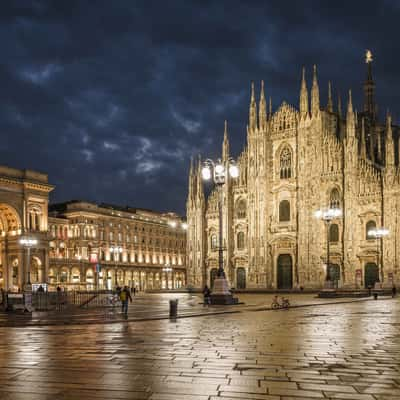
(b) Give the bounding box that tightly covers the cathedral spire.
[385,111,394,166]
[187,156,195,203]
[269,96,272,120]
[364,49,376,120]
[369,127,375,162]
[327,81,333,112]
[196,155,204,201]
[346,90,355,138]
[337,92,342,119]
[249,81,257,131]
[311,65,320,117]
[259,80,267,131]
[377,132,382,161]
[222,120,230,161]
[299,67,309,118]
[360,117,367,159]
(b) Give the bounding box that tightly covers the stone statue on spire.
[365,49,373,64]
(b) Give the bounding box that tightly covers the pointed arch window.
[237,232,245,250]
[329,224,339,242]
[330,188,340,209]
[211,234,218,250]
[366,220,376,240]
[280,147,292,179]
[236,199,247,219]
[279,200,290,222]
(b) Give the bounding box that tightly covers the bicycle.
[271,296,290,309]
[107,294,121,309]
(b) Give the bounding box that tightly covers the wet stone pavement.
[0,296,399,399]
[0,293,377,326]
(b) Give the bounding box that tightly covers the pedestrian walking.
[392,285,397,298]
[203,285,211,306]
[133,287,136,296]
[119,286,132,316]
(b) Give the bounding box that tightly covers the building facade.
[0,168,186,291]
[48,201,186,290]
[187,54,400,291]
[0,166,53,290]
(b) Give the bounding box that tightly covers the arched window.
[280,147,292,179]
[236,199,247,219]
[237,232,245,250]
[279,200,290,222]
[366,220,376,240]
[330,188,340,209]
[211,234,218,250]
[329,224,339,242]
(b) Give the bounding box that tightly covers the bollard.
[169,299,178,318]
[373,292,378,300]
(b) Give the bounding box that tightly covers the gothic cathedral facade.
[186,54,400,291]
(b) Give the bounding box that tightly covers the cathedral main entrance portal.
[277,254,292,289]
[364,263,379,288]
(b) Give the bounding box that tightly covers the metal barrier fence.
[32,290,115,311]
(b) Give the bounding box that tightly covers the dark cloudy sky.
[0,1,399,214]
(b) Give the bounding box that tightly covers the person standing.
[120,286,132,316]
[203,285,211,306]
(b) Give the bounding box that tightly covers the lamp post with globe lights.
[314,208,342,286]
[201,157,239,304]
[162,265,173,289]
[19,237,38,291]
[368,227,389,284]
[110,246,123,287]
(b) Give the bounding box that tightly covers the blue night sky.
[0,1,399,214]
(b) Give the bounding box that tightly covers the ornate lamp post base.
[210,277,238,305]
[322,280,335,290]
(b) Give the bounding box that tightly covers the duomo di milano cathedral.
[186,52,400,291]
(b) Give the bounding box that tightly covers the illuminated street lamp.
[19,237,38,290]
[202,157,239,304]
[110,246,123,286]
[162,264,173,289]
[368,227,389,283]
[314,208,342,285]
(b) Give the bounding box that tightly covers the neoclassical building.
[186,54,400,291]
[0,167,186,291]
[0,166,53,290]
[48,201,186,290]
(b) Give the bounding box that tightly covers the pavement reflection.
[0,296,398,398]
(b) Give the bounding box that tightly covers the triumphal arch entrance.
[0,166,53,291]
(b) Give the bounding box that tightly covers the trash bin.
[373,292,378,300]
[169,299,178,318]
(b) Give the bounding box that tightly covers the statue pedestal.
[322,280,334,290]
[210,277,238,305]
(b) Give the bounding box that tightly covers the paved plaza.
[0,293,378,326]
[0,295,399,399]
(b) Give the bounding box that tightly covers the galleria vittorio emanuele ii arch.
[0,166,53,291]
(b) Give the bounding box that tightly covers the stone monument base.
[210,277,238,305]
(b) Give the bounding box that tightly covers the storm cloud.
[0,0,399,214]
